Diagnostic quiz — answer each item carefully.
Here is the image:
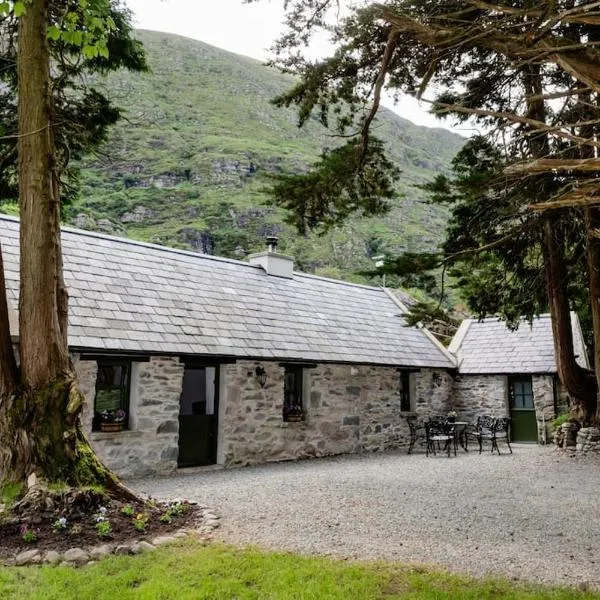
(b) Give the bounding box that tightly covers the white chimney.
[248,236,294,278]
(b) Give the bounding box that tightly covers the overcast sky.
[124,0,465,133]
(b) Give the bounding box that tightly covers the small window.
[283,365,304,421]
[93,361,131,432]
[399,371,411,412]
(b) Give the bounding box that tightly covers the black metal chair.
[470,416,512,455]
[425,419,456,457]
[405,416,425,454]
[491,417,513,455]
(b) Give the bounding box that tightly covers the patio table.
[451,421,470,452]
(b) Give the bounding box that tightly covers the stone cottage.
[0,216,457,477]
[448,315,588,442]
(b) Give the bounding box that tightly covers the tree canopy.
[264,0,600,421]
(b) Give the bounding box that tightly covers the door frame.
[177,362,220,467]
[507,374,537,442]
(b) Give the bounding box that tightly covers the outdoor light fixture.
[255,365,267,388]
[432,372,443,387]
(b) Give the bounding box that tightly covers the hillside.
[70,30,464,281]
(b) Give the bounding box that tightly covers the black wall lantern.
[255,365,267,388]
[432,372,443,387]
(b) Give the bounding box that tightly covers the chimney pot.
[266,236,278,253]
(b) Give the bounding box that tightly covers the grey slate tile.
[0,216,454,368]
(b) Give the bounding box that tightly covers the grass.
[0,540,597,600]
[0,482,23,506]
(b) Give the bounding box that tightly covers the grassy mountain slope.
[71,30,464,281]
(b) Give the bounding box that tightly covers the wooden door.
[178,366,219,467]
[508,375,537,442]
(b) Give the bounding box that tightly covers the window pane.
[95,388,122,412]
[94,362,130,431]
[400,372,411,412]
[283,366,303,420]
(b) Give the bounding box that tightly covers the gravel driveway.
[131,445,600,588]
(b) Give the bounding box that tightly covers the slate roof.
[0,216,454,368]
[449,314,588,374]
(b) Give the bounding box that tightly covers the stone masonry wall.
[576,427,600,453]
[74,355,184,478]
[220,361,454,466]
[451,375,508,423]
[532,375,556,442]
[451,374,556,441]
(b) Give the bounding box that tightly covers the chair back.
[426,419,453,438]
[494,417,511,435]
[476,415,495,433]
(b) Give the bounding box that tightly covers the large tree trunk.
[0,0,129,496]
[586,209,600,422]
[521,64,596,421]
[17,0,69,387]
[542,215,596,421]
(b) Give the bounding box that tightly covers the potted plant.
[99,408,127,432]
[284,403,304,422]
[447,410,457,423]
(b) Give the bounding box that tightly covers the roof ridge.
[0,214,387,293]
[293,271,382,292]
[0,214,269,271]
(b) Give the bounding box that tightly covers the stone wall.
[451,373,556,441]
[576,427,600,453]
[219,361,454,466]
[532,375,555,442]
[451,375,508,423]
[74,355,184,478]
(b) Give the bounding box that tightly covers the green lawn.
[0,541,597,600]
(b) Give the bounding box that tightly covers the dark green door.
[508,375,537,442]
[178,366,219,467]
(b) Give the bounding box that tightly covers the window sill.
[90,430,143,441]
[400,411,418,417]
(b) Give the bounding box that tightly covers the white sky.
[124,0,465,133]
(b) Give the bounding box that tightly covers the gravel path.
[131,445,600,588]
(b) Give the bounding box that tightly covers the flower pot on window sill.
[100,422,124,433]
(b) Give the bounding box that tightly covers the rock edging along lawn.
[5,508,220,568]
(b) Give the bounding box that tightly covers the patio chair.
[492,417,513,455]
[425,419,456,457]
[470,416,512,455]
[405,416,426,454]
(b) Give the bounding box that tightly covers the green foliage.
[95,519,112,538]
[133,512,149,532]
[0,481,24,506]
[120,504,134,517]
[269,137,398,234]
[20,525,38,544]
[0,541,597,599]
[0,0,147,211]
[552,413,574,429]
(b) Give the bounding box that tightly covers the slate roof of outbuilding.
[0,216,454,368]
[449,314,588,374]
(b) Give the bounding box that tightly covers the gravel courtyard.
[132,445,600,588]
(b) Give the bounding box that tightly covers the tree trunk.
[17,0,69,388]
[586,207,600,421]
[542,214,596,421]
[0,0,131,497]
